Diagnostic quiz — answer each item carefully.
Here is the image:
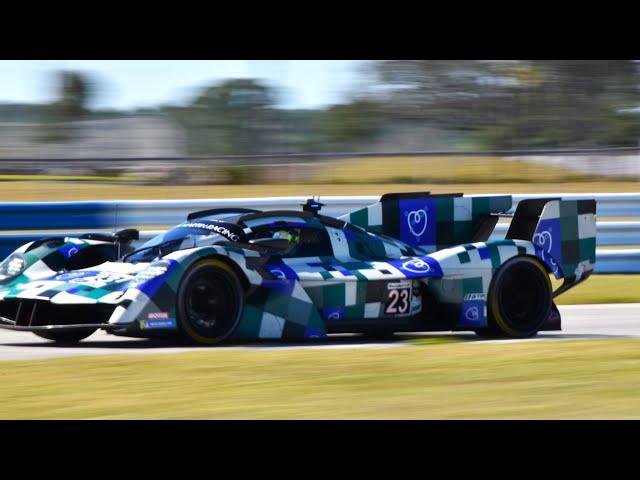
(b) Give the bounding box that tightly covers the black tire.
[33,328,97,343]
[176,259,244,345]
[485,256,552,338]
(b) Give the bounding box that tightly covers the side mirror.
[115,229,140,243]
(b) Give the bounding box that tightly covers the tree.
[369,60,640,149]
[54,70,93,119]
[36,70,95,144]
[168,78,280,155]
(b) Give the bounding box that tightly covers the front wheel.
[176,259,244,345]
[34,328,97,343]
[485,256,552,338]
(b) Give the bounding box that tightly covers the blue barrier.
[0,202,116,231]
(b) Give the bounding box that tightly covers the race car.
[0,192,596,344]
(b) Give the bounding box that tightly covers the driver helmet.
[272,230,298,243]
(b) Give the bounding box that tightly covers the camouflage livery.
[0,193,597,342]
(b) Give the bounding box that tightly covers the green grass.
[2,339,640,419]
[554,274,640,304]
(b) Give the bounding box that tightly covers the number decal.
[385,283,412,315]
[387,289,399,313]
[399,289,409,313]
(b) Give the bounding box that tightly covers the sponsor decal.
[401,258,431,274]
[532,230,553,253]
[147,311,169,320]
[387,280,411,290]
[304,327,325,339]
[385,282,412,316]
[270,269,287,280]
[463,293,486,301]
[178,221,242,242]
[139,318,176,329]
[323,306,345,321]
[406,209,428,239]
[464,305,479,322]
[533,225,561,275]
[459,300,485,327]
[399,198,436,246]
[68,271,132,289]
[55,271,94,281]
[58,245,79,259]
[265,264,297,281]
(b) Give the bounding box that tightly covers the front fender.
[0,237,113,287]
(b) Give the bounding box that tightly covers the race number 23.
[385,284,411,315]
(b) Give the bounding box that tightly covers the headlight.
[131,260,172,286]
[0,253,26,281]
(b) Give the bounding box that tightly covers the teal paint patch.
[436,198,454,221]
[350,207,368,230]
[233,304,263,339]
[457,250,471,264]
[462,277,483,293]
[322,283,346,308]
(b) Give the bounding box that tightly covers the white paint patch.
[453,197,473,221]
[259,313,285,339]
[344,282,357,306]
[326,227,350,260]
[364,302,380,318]
[51,291,98,304]
[367,203,382,226]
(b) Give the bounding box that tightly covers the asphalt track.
[0,303,638,361]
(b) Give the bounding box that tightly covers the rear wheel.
[176,259,243,345]
[34,328,97,343]
[484,256,552,338]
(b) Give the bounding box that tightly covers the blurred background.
[0,60,638,198]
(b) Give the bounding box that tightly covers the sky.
[0,60,373,111]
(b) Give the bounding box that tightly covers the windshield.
[125,219,246,263]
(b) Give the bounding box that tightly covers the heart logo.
[407,209,428,238]
[401,258,431,273]
[464,305,480,322]
[532,230,553,253]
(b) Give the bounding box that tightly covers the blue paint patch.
[304,326,326,338]
[399,198,436,247]
[55,270,98,281]
[134,259,179,298]
[265,263,298,280]
[477,247,491,260]
[343,230,356,241]
[458,300,485,328]
[58,243,82,259]
[140,318,177,329]
[332,265,355,277]
[322,306,345,321]
[261,278,296,295]
[534,218,562,265]
[533,217,564,278]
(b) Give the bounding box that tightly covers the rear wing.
[506,198,597,291]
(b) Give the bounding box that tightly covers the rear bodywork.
[0,193,596,340]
